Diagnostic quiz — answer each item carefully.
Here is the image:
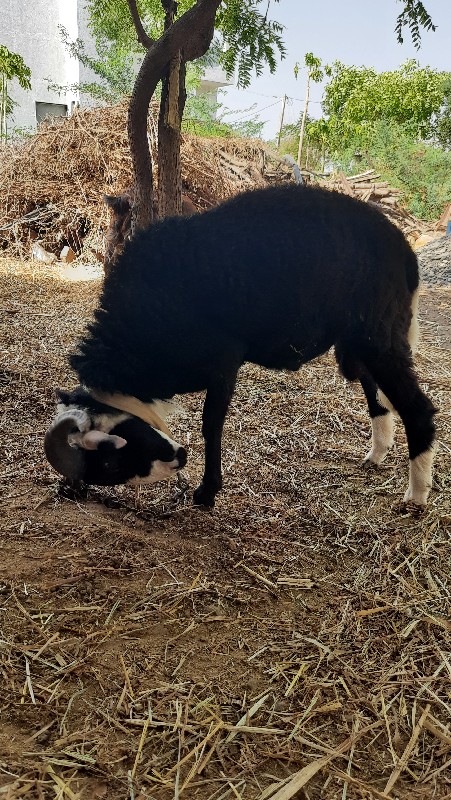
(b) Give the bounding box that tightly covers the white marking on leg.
[376,389,395,414]
[403,447,435,506]
[364,413,395,465]
[408,287,420,355]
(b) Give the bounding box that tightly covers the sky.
[219,0,451,141]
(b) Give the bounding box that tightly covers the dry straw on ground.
[0,257,450,799]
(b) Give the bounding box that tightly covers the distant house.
[1,0,231,135]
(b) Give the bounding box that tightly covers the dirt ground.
[0,258,450,800]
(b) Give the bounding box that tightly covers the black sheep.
[45,184,436,508]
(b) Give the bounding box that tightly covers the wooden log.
[337,171,355,196]
[378,196,399,205]
[371,187,401,197]
[347,169,378,182]
[360,188,373,202]
[435,201,451,230]
[351,180,387,189]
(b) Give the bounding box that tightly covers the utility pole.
[297,74,310,167]
[276,94,287,148]
[294,53,323,167]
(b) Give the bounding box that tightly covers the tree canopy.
[0,45,31,139]
[86,0,286,89]
[311,60,451,152]
[85,0,437,92]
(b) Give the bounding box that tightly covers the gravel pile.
[417,234,451,286]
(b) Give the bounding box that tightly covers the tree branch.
[128,0,222,231]
[127,0,154,48]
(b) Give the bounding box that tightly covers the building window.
[35,102,68,124]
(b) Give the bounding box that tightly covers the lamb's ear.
[55,388,71,404]
[81,430,127,450]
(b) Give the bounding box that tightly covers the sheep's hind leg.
[363,351,436,506]
[359,369,395,466]
[334,345,395,467]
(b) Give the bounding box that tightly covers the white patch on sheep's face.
[153,428,183,450]
[126,458,181,485]
[364,413,395,465]
[403,447,435,506]
[57,402,130,434]
[91,411,130,432]
[125,428,185,485]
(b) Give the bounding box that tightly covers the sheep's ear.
[104,194,131,215]
[81,431,127,450]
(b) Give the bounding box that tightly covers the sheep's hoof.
[362,457,379,470]
[58,478,88,499]
[193,483,216,509]
[394,500,425,516]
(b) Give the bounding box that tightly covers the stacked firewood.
[326,169,402,204]
[322,169,438,244]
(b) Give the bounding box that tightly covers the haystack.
[0,102,292,260]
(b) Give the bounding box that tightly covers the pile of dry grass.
[0,257,450,799]
[0,103,292,260]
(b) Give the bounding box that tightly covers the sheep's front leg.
[193,366,239,508]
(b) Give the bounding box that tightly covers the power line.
[238,89,323,104]
[224,99,281,122]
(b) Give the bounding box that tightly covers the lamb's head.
[44,388,187,486]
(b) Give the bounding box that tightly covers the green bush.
[332,121,451,220]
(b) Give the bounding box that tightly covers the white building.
[1,0,230,135]
[1,0,79,133]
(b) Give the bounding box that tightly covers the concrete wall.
[1,0,79,135]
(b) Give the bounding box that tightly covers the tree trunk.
[157,1,186,218]
[158,55,187,217]
[127,0,221,234]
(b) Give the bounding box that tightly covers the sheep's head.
[44,388,187,486]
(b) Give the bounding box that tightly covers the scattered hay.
[0,257,450,798]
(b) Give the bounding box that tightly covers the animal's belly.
[247,336,332,371]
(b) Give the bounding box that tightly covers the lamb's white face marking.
[126,458,180,485]
[154,428,184,450]
[364,413,395,465]
[124,427,185,485]
[403,447,435,506]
